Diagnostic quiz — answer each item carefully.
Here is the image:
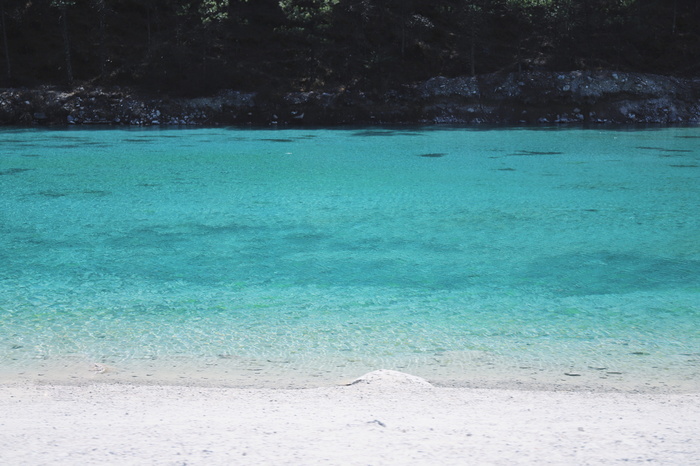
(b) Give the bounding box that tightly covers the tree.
[457,0,489,76]
[51,0,75,84]
[0,0,11,83]
[0,0,697,92]
[91,0,108,78]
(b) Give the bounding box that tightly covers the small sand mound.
[90,363,115,374]
[347,370,433,388]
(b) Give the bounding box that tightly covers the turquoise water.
[1,126,699,390]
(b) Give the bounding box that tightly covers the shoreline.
[3,70,700,127]
[1,355,698,394]
[1,370,699,465]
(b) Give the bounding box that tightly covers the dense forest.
[0,1,698,96]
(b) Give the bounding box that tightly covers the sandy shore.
[1,370,698,465]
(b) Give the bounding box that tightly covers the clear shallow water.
[1,126,698,390]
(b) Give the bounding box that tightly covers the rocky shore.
[2,70,699,127]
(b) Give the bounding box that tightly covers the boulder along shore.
[2,71,700,127]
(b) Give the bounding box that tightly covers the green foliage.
[50,0,76,7]
[279,0,339,23]
[199,0,229,23]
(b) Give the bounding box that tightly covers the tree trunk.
[470,36,475,77]
[98,3,106,77]
[583,0,592,67]
[400,2,406,58]
[469,10,476,77]
[671,0,677,35]
[146,7,152,50]
[60,6,73,84]
[0,0,11,82]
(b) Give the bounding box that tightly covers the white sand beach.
[1,370,699,465]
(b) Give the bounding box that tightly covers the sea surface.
[1,126,698,391]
